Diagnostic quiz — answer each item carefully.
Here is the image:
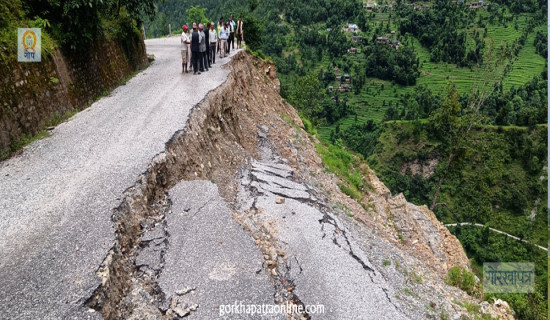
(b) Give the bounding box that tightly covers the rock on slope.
[87,51,514,319]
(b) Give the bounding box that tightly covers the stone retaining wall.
[0,36,147,156]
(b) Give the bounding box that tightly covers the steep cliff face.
[365,169,470,275]
[0,38,147,157]
[83,51,513,320]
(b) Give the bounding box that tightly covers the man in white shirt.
[218,23,229,58]
[235,17,244,49]
[209,22,218,65]
[181,25,190,73]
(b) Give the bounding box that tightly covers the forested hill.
[145,0,241,37]
[146,0,549,319]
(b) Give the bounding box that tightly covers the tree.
[119,0,155,22]
[428,45,506,211]
[291,74,326,121]
[533,31,547,57]
[429,83,463,147]
[24,0,155,49]
[327,28,347,57]
[186,6,209,25]
[239,10,264,51]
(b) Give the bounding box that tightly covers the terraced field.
[503,25,547,91]
[318,9,547,139]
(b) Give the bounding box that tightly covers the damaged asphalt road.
[0,37,240,319]
[237,154,410,320]
[0,35,420,320]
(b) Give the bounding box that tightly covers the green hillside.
[316,7,547,138]
[368,121,548,320]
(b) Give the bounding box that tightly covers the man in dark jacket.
[203,23,211,70]
[199,23,207,72]
[190,23,202,75]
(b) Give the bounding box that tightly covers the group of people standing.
[180,15,244,75]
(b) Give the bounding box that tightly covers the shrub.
[338,183,362,200]
[446,266,476,295]
[300,115,317,135]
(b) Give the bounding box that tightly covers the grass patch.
[446,266,477,296]
[1,131,51,160]
[47,109,81,127]
[246,47,273,64]
[316,140,368,203]
[300,115,317,135]
[411,271,423,284]
[338,183,362,201]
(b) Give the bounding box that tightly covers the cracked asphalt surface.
[237,150,411,319]
[252,195,408,320]
[161,181,282,319]
[0,37,240,319]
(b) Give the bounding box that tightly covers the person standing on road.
[219,23,229,58]
[217,17,224,55]
[227,15,235,54]
[209,22,217,66]
[235,17,243,49]
[198,23,207,72]
[190,23,202,75]
[181,25,190,73]
[203,23,210,70]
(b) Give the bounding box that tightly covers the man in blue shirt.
[218,23,229,58]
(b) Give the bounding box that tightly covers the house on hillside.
[469,1,487,9]
[413,4,429,11]
[328,86,334,92]
[352,36,363,42]
[389,40,400,48]
[377,36,389,43]
[339,84,351,92]
[344,74,351,82]
[364,2,377,11]
[349,47,357,54]
[347,23,359,32]
[336,74,342,81]
[387,5,394,11]
[390,30,396,35]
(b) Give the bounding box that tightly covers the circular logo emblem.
[22,30,37,52]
